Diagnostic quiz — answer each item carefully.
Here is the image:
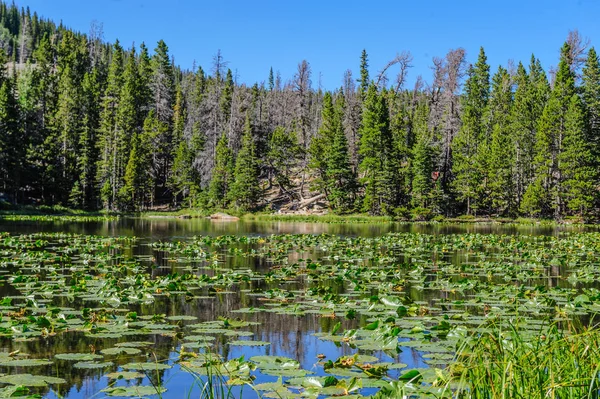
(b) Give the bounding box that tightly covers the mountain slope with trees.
[0,2,598,220]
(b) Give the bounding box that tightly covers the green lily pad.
[0,359,53,367]
[228,340,270,346]
[0,373,66,387]
[55,353,103,361]
[102,386,167,397]
[105,371,145,380]
[101,347,142,356]
[121,362,172,371]
[73,361,114,369]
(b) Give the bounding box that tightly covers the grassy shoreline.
[0,205,593,226]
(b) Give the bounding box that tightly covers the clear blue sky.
[14,0,600,90]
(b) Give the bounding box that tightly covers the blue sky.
[15,0,600,90]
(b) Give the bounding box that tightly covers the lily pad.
[102,386,167,397]
[73,361,114,369]
[101,347,142,356]
[55,353,103,361]
[228,340,270,346]
[121,362,172,371]
[105,371,145,380]
[0,373,66,387]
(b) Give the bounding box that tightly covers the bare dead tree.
[293,60,312,150]
[343,69,361,171]
[427,49,466,188]
[376,51,414,93]
[88,20,104,68]
[212,49,229,82]
[566,29,590,74]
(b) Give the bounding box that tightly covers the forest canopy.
[0,2,597,220]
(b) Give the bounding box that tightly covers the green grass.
[242,213,395,223]
[449,321,600,399]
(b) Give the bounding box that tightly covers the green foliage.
[359,84,399,215]
[230,116,261,211]
[208,133,234,209]
[452,47,490,215]
[267,126,302,193]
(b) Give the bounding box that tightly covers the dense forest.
[0,2,598,220]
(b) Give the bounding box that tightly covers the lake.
[0,217,596,398]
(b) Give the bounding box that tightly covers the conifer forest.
[0,2,599,220]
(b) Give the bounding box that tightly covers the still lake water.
[0,218,594,398]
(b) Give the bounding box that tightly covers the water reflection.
[0,219,596,398]
[0,217,595,239]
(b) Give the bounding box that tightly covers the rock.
[209,213,240,221]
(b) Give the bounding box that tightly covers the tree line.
[0,2,598,220]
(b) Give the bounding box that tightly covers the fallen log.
[298,194,326,209]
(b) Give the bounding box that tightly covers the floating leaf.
[102,386,167,397]
[228,340,270,346]
[73,361,113,369]
[101,347,142,356]
[0,359,52,367]
[55,353,103,361]
[122,362,172,371]
[105,371,145,380]
[0,373,66,387]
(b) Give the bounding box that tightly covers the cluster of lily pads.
[0,230,597,397]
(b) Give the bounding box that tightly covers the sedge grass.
[450,320,600,399]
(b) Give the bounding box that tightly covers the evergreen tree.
[96,40,124,210]
[150,39,175,202]
[359,84,398,214]
[268,67,274,92]
[221,69,233,123]
[77,69,101,209]
[452,47,490,215]
[560,94,596,217]
[309,92,336,195]
[267,126,301,195]
[582,47,600,209]
[230,115,261,211]
[523,43,576,218]
[208,133,234,209]
[326,95,356,212]
[169,85,201,206]
[486,66,514,215]
[0,50,20,201]
[123,112,154,210]
[410,101,435,210]
[358,49,369,101]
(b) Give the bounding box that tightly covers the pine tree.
[268,67,274,92]
[523,43,576,218]
[123,111,155,209]
[220,69,234,123]
[326,94,356,212]
[410,101,435,210]
[0,50,20,202]
[267,126,301,195]
[452,47,490,215]
[582,47,600,210]
[78,69,101,209]
[486,66,514,215]
[309,92,336,196]
[96,40,124,210]
[560,95,596,217]
[208,133,234,209]
[169,85,200,206]
[230,115,261,211]
[510,56,550,208]
[359,84,398,215]
[358,49,369,101]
